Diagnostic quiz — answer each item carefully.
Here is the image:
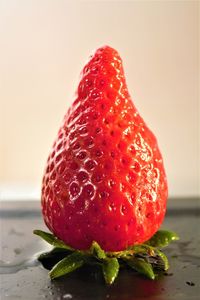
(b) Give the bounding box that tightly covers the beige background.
[0,0,199,199]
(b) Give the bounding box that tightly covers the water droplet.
[63,294,73,299]
[14,248,21,255]
[0,240,51,275]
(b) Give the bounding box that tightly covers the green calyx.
[33,229,179,285]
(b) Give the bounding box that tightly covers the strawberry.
[41,45,168,253]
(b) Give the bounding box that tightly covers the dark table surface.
[0,198,200,300]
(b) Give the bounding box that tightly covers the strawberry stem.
[33,229,179,284]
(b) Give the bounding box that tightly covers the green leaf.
[145,230,179,248]
[125,257,155,280]
[90,241,106,260]
[108,243,154,259]
[33,230,74,250]
[128,243,169,271]
[49,252,85,279]
[155,250,169,271]
[38,247,70,262]
[102,258,119,285]
[38,247,71,270]
[107,249,134,258]
[129,244,156,257]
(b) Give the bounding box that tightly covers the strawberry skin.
[41,46,168,252]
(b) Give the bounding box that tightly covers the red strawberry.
[41,46,168,252]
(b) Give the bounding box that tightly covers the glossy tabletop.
[0,198,200,300]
